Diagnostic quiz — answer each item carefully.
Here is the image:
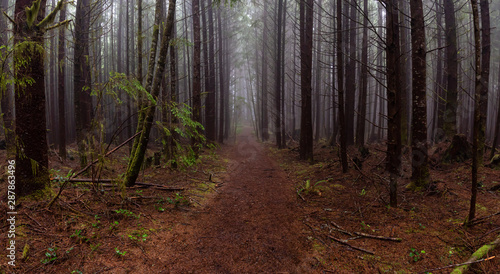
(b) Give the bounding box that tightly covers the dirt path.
[155,127,313,273]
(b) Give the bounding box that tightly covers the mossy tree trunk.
[128,0,162,168]
[12,0,65,196]
[124,0,176,187]
[451,234,500,274]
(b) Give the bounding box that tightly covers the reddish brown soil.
[154,127,314,273]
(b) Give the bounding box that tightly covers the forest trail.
[154,126,314,273]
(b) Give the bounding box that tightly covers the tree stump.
[442,134,472,163]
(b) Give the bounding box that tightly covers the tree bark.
[386,0,402,207]
[490,61,500,160]
[409,0,430,189]
[74,0,92,168]
[192,0,201,146]
[478,0,490,162]
[356,0,368,147]
[299,0,313,161]
[313,0,322,143]
[261,1,269,141]
[443,0,458,139]
[14,0,65,196]
[468,0,481,223]
[337,0,347,172]
[57,3,66,160]
[275,0,284,148]
[204,0,216,141]
[344,0,356,145]
[217,8,224,144]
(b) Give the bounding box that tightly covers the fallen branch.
[354,231,402,242]
[450,234,500,274]
[135,182,185,191]
[330,221,401,242]
[330,221,354,237]
[468,211,500,226]
[54,179,185,191]
[327,235,374,255]
[419,256,495,274]
[47,131,142,208]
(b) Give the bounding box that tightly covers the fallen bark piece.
[327,235,374,255]
[451,234,500,274]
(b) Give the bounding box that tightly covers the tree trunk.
[299,0,313,161]
[337,0,347,172]
[14,0,64,196]
[356,0,368,147]
[74,0,92,168]
[409,0,430,190]
[129,0,163,165]
[490,61,500,160]
[313,0,322,143]
[468,0,481,223]
[124,0,176,187]
[204,0,216,141]
[275,0,284,148]
[192,0,201,147]
[478,0,490,162]
[57,3,66,160]
[344,0,356,145]
[386,0,402,208]
[443,0,458,139]
[261,1,269,141]
[217,8,224,144]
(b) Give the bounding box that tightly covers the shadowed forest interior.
[1,0,500,272]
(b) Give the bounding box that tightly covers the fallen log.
[52,178,185,191]
[450,234,500,274]
[47,131,142,208]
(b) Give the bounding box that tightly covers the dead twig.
[297,189,306,201]
[327,235,375,255]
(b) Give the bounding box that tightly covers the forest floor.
[1,126,500,273]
